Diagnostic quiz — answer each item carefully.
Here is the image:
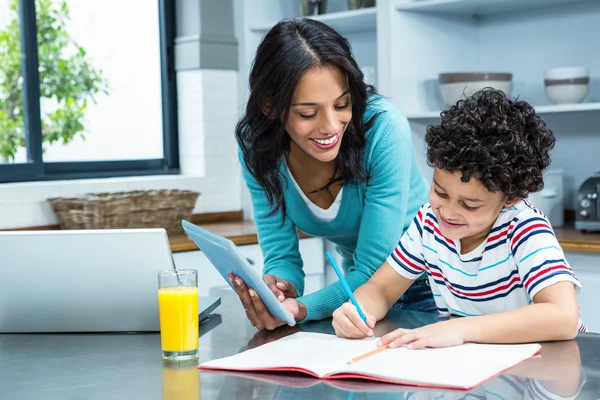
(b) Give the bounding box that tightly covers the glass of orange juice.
[158,269,199,361]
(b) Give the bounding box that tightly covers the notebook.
[198,332,542,390]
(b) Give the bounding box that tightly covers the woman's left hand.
[379,319,468,350]
[229,273,306,330]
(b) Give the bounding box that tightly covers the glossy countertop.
[1,289,600,399]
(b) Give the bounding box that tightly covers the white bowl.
[545,83,589,104]
[545,66,588,80]
[438,73,513,106]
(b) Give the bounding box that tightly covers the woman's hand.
[229,273,304,330]
[262,274,298,300]
[332,301,376,339]
[379,319,467,350]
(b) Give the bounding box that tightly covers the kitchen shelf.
[395,0,595,17]
[534,102,600,114]
[406,102,600,121]
[405,111,442,121]
[249,7,377,34]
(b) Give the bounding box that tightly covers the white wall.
[566,251,600,333]
[397,2,600,209]
[0,68,242,229]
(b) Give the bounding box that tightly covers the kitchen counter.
[169,219,310,252]
[170,216,600,254]
[553,224,600,253]
[5,211,600,253]
[1,289,599,399]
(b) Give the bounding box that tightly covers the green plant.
[0,0,108,162]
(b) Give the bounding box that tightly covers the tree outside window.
[0,0,108,163]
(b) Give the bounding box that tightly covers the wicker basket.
[47,190,200,235]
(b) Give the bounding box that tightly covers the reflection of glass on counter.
[162,361,200,400]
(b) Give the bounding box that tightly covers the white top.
[387,200,586,332]
[286,165,343,222]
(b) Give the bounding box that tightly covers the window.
[0,0,178,183]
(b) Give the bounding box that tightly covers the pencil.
[347,344,390,364]
[326,252,368,324]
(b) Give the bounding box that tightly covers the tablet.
[181,220,296,326]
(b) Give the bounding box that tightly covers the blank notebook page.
[201,332,378,377]
[334,341,541,387]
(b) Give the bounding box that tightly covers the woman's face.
[284,66,352,163]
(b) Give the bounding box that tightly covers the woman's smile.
[309,131,341,150]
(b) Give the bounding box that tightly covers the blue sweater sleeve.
[239,150,306,297]
[296,112,420,321]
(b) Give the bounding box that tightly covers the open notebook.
[199,332,542,390]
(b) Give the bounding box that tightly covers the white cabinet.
[389,0,600,208]
[389,0,600,116]
[236,0,600,209]
[300,237,326,295]
[237,243,265,273]
[566,251,600,333]
[298,237,325,276]
[172,250,227,297]
[172,237,326,297]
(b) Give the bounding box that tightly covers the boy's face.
[429,168,518,244]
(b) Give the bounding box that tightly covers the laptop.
[0,228,220,333]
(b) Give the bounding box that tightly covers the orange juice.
[158,286,199,353]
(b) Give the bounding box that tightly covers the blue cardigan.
[240,95,429,322]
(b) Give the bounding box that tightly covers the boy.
[332,88,586,349]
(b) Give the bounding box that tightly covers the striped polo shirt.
[387,200,586,332]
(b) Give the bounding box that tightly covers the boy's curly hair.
[425,88,556,200]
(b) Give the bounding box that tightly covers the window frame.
[0,0,179,183]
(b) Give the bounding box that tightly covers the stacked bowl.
[544,67,589,104]
[438,72,513,106]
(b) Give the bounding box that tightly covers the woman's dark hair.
[235,18,377,219]
[425,88,556,200]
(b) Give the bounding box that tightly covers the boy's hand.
[379,319,467,350]
[332,301,376,339]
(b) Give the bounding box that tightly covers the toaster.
[575,171,600,232]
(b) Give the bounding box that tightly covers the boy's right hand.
[332,301,376,339]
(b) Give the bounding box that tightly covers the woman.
[231,18,434,330]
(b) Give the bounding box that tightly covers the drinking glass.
[158,269,199,361]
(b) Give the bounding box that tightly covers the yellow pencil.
[347,344,390,364]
